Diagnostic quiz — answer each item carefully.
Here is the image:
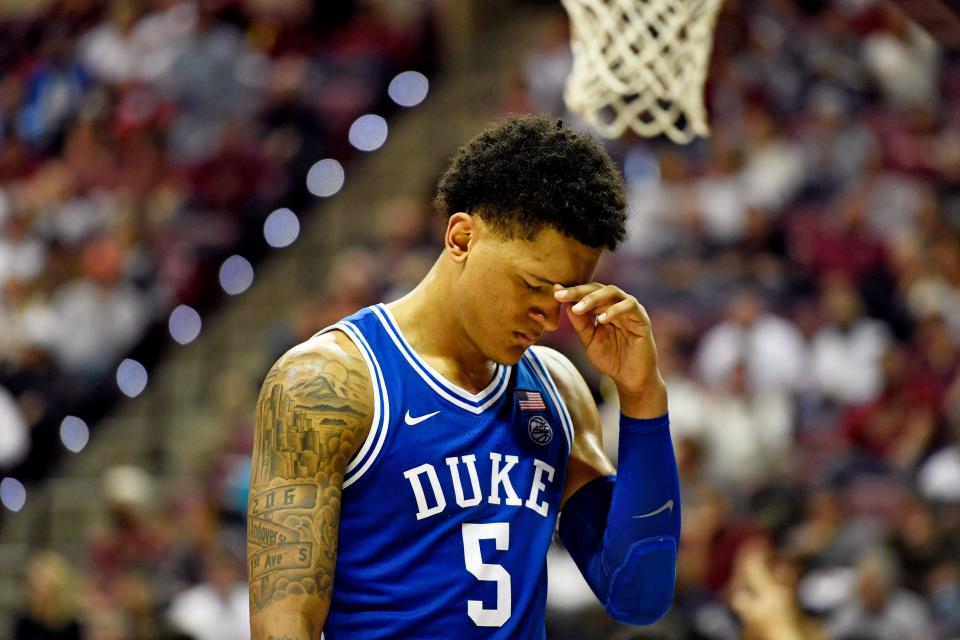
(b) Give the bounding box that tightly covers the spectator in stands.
[129,0,197,84]
[675,361,794,489]
[13,551,82,640]
[692,134,750,246]
[862,4,940,110]
[903,239,960,338]
[695,289,807,396]
[167,539,249,640]
[917,414,960,504]
[907,313,958,407]
[794,188,890,284]
[811,273,891,406]
[827,546,935,640]
[163,1,259,161]
[0,212,47,290]
[927,561,960,638]
[78,0,143,86]
[620,145,693,259]
[18,25,88,149]
[89,465,169,632]
[29,235,150,377]
[520,12,571,115]
[158,487,219,596]
[784,488,880,571]
[739,105,807,213]
[888,494,956,596]
[841,347,940,473]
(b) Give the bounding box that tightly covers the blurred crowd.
[520,1,959,639]
[0,0,434,480]
[7,0,960,639]
[2,0,434,636]
[14,460,254,640]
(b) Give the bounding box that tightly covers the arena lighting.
[388,70,429,107]
[348,114,388,152]
[219,255,254,295]
[116,359,149,398]
[59,416,90,453]
[263,207,300,248]
[306,159,345,197]
[168,304,202,345]
[0,477,26,512]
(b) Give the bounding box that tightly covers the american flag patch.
[516,390,546,412]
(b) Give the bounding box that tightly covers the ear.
[444,212,475,264]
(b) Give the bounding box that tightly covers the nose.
[529,302,560,332]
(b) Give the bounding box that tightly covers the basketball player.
[247,115,681,639]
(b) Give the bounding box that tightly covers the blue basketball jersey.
[318,304,575,639]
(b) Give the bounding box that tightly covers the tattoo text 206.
[248,342,371,613]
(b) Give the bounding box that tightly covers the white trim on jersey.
[523,349,575,453]
[319,321,390,489]
[372,305,511,415]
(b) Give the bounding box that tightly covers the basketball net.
[561,0,723,143]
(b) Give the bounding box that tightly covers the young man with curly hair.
[248,114,681,639]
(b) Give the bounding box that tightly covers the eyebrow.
[524,271,566,287]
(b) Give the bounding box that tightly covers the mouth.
[513,331,539,347]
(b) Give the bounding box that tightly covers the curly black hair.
[434,114,627,250]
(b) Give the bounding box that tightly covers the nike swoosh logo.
[404,410,440,426]
[633,499,674,519]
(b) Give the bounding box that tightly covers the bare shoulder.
[530,345,596,425]
[254,329,375,484]
[265,330,374,421]
[531,345,615,503]
[268,329,371,387]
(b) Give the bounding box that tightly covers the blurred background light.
[306,159,345,197]
[0,478,26,512]
[219,255,254,295]
[348,114,388,152]
[263,208,300,248]
[388,71,429,107]
[116,359,148,398]
[623,147,661,184]
[59,416,90,453]
[168,305,202,345]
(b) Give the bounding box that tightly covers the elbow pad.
[604,535,677,624]
[559,477,678,625]
[559,413,680,625]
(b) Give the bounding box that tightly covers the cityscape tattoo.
[248,341,371,612]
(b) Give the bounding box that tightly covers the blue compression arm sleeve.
[558,413,681,625]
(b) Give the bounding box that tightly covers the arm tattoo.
[248,342,371,614]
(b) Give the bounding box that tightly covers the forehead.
[486,225,602,284]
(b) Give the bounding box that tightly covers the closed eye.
[521,279,542,292]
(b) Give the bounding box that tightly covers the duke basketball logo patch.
[527,415,553,445]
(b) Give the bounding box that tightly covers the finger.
[596,298,648,332]
[730,588,754,617]
[554,283,603,303]
[571,285,629,315]
[565,302,594,343]
[749,557,778,592]
[740,548,776,591]
[597,298,649,322]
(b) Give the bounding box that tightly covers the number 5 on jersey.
[461,523,511,627]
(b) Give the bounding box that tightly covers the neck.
[386,260,498,393]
